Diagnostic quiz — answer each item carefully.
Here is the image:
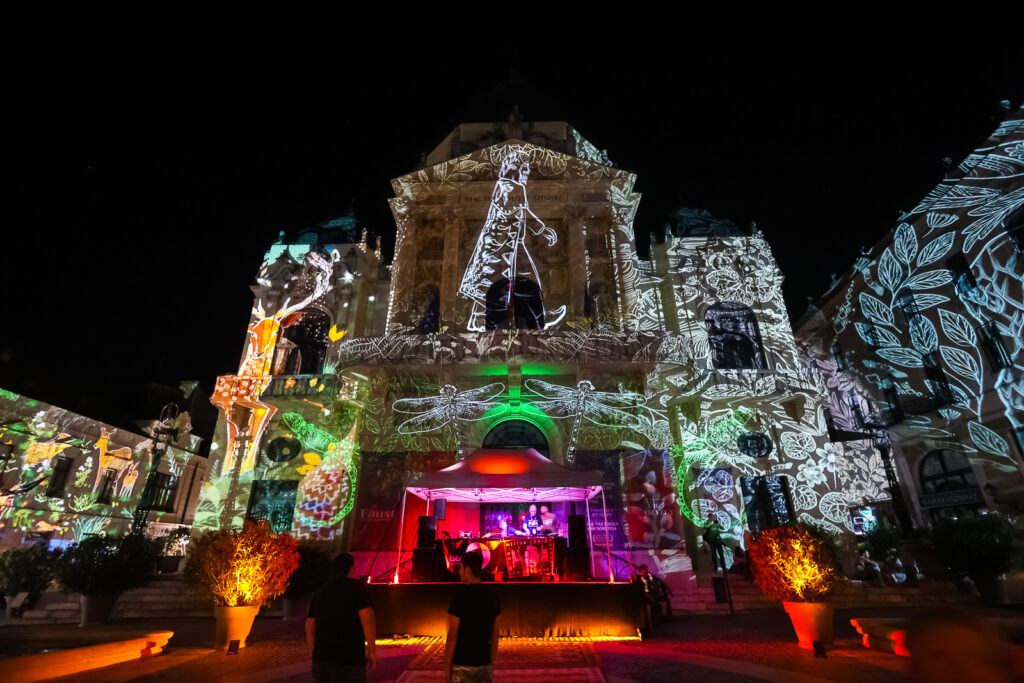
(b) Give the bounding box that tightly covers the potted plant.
[931,514,1020,603]
[54,534,159,625]
[156,526,191,574]
[283,543,331,620]
[185,520,299,648]
[0,545,57,617]
[748,522,843,649]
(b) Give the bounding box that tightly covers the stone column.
[565,207,588,321]
[440,207,463,331]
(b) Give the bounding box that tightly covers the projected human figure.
[459,151,566,331]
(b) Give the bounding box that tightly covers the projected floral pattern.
[0,390,197,544]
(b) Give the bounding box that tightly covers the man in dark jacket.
[306,553,376,683]
[445,551,502,682]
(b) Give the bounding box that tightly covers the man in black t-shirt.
[445,551,502,683]
[306,553,376,683]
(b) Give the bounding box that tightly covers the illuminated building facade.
[0,388,208,549]
[796,104,1024,527]
[197,116,891,587]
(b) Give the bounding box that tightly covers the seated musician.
[539,505,559,536]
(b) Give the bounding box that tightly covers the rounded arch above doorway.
[482,419,549,458]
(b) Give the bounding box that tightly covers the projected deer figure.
[524,379,646,464]
[392,383,508,460]
[213,250,338,476]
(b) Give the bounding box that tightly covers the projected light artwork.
[192,108,1023,594]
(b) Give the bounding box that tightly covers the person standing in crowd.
[306,553,376,683]
[445,551,502,683]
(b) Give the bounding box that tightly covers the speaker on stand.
[565,514,590,580]
[417,515,437,549]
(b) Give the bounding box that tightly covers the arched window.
[275,308,330,375]
[919,450,978,494]
[484,277,545,330]
[482,419,549,458]
[705,302,766,370]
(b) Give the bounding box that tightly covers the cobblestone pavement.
[3,605,1021,682]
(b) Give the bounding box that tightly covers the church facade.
[195,118,888,584]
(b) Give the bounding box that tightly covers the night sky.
[5,10,1023,430]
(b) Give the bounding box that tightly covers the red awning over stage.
[405,448,603,503]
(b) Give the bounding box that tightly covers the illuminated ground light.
[375,634,641,645]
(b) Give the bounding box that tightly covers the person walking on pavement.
[445,551,502,683]
[306,553,376,683]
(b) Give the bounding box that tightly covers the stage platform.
[368,582,641,638]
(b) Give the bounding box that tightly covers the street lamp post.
[129,403,179,537]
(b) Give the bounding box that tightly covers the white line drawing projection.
[392,383,508,459]
[458,152,566,331]
[524,379,646,463]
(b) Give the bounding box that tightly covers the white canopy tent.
[393,448,613,582]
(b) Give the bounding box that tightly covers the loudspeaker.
[417,515,436,549]
[565,514,590,581]
[567,515,587,548]
[412,547,440,581]
[434,498,447,521]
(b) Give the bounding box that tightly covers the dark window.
[275,308,331,375]
[847,391,865,428]
[482,419,549,458]
[830,341,848,371]
[740,476,793,535]
[882,378,903,422]
[922,351,954,405]
[485,277,545,330]
[947,253,978,298]
[862,320,880,349]
[736,432,773,458]
[46,456,73,497]
[415,288,440,333]
[705,302,766,370]
[896,288,920,321]
[266,436,302,463]
[142,472,179,512]
[979,320,1012,371]
[246,480,300,534]
[96,468,117,504]
[919,450,977,495]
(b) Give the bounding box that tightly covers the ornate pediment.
[391,139,634,199]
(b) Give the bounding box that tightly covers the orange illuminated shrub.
[185,521,299,607]
[748,523,842,603]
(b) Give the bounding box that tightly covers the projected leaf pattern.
[0,391,196,541]
[822,109,1024,479]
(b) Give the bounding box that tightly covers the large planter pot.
[283,593,312,620]
[971,573,1009,604]
[782,601,834,650]
[80,593,118,626]
[214,605,260,649]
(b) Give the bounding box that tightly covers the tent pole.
[601,487,613,583]
[585,490,595,580]
[394,487,408,584]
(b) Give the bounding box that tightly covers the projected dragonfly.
[393,383,508,460]
[524,379,646,464]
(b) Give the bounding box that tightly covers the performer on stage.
[539,504,560,536]
[485,515,524,539]
[522,504,541,536]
